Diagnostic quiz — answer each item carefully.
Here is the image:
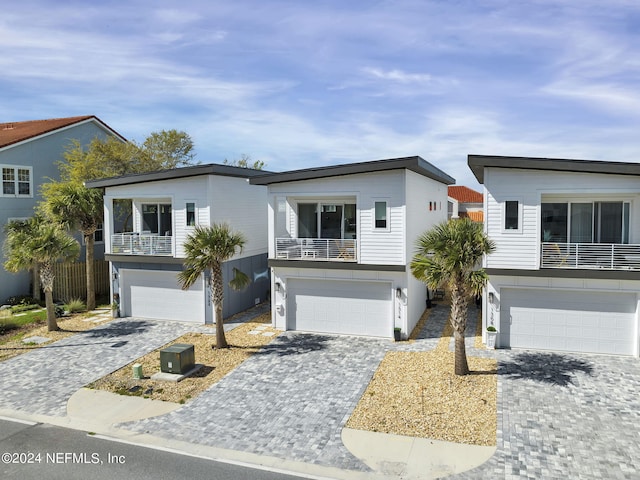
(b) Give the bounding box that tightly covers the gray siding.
[0,122,115,302]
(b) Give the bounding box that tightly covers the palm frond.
[229,267,250,291]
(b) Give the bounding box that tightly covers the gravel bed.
[88,313,280,404]
[346,308,497,446]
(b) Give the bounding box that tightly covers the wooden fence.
[52,260,110,302]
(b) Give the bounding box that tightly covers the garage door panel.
[122,269,204,323]
[288,279,391,337]
[501,288,636,355]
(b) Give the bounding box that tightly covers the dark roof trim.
[250,156,455,186]
[85,163,274,189]
[486,268,640,281]
[106,254,185,265]
[468,154,640,184]
[268,259,406,272]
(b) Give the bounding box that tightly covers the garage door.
[500,288,636,355]
[287,279,392,337]
[121,269,205,323]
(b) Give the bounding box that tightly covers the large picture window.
[142,203,172,236]
[297,202,356,239]
[542,201,629,244]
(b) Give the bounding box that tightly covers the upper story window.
[297,203,356,239]
[186,202,196,227]
[374,201,388,230]
[542,201,630,244]
[2,166,32,197]
[504,200,519,230]
[142,203,172,236]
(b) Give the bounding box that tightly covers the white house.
[86,164,269,323]
[250,156,454,339]
[469,154,640,357]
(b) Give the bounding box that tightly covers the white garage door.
[121,269,205,323]
[287,279,392,337]
[500,288,636,355]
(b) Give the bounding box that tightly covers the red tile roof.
[448,185,483,204]
[0,116,123,149]
[460,211,484,222]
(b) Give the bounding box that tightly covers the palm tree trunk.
[85,233,96,311]
[32,264,41,301]
[450,281,470,376]
[40,262,59,332]
[211,264,228,348]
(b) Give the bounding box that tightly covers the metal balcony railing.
[275,238,357,261]
[111,233,173,256]
[541,242,640,270]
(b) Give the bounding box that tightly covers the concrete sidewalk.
[2,387,493,480]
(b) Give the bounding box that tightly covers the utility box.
[160,343,195,374]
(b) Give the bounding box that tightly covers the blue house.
[0,116,125,302]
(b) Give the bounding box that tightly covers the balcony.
[541,242,640,270]
[275,238,357,262]
[111,233,172,256]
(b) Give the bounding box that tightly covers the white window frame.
[502,199,523,234]
[1,165,33,198]
[372,199,390,232]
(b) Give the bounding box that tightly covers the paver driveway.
[0,319,195,417]
[454,349,640,479]
[124,332,396,470]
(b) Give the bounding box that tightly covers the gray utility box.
[160,343,195,374]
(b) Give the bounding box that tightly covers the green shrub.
[486,325,497,332]
[64,298,86,314]
[4,295,39,307]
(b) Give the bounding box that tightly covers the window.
[1,166,32,197]
[297,202,356,239]
[94,223,104,243]
[541,201,630,244]
[186,202,196,227]
[374,201,387,229]
[142,203,172,235]
[504,201,519,230]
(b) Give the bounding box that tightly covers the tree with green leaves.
[410,218,495,375]
[39,182,103,310]
[61,129,197,182]
[223,154,265,170]
[178,224,250,348]
[3,217,79,331]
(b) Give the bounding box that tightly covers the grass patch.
[0,309,47,335]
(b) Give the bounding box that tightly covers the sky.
[2,0,640,188]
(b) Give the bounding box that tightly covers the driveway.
[453,349,640,479]
[0,319,195,417]
[124,332,391,470]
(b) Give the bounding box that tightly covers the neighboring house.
[250,156,454,339]
[0,116,124,301]
[469,154,640,357]
[85,164,270,323]
[448,185,483,221]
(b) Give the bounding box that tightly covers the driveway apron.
[0,319,195,417]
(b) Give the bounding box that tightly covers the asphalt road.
[0,418,304,480]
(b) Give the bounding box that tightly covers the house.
[448,185,483,221]
[85,164,270,323]
[249,156,455,339]
[0,116,125,301]
[469,154,640,357]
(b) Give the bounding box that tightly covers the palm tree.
[411,218,495,375]
[40,181,103,310]
[178,224,250,348]
[3,217,80,331]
